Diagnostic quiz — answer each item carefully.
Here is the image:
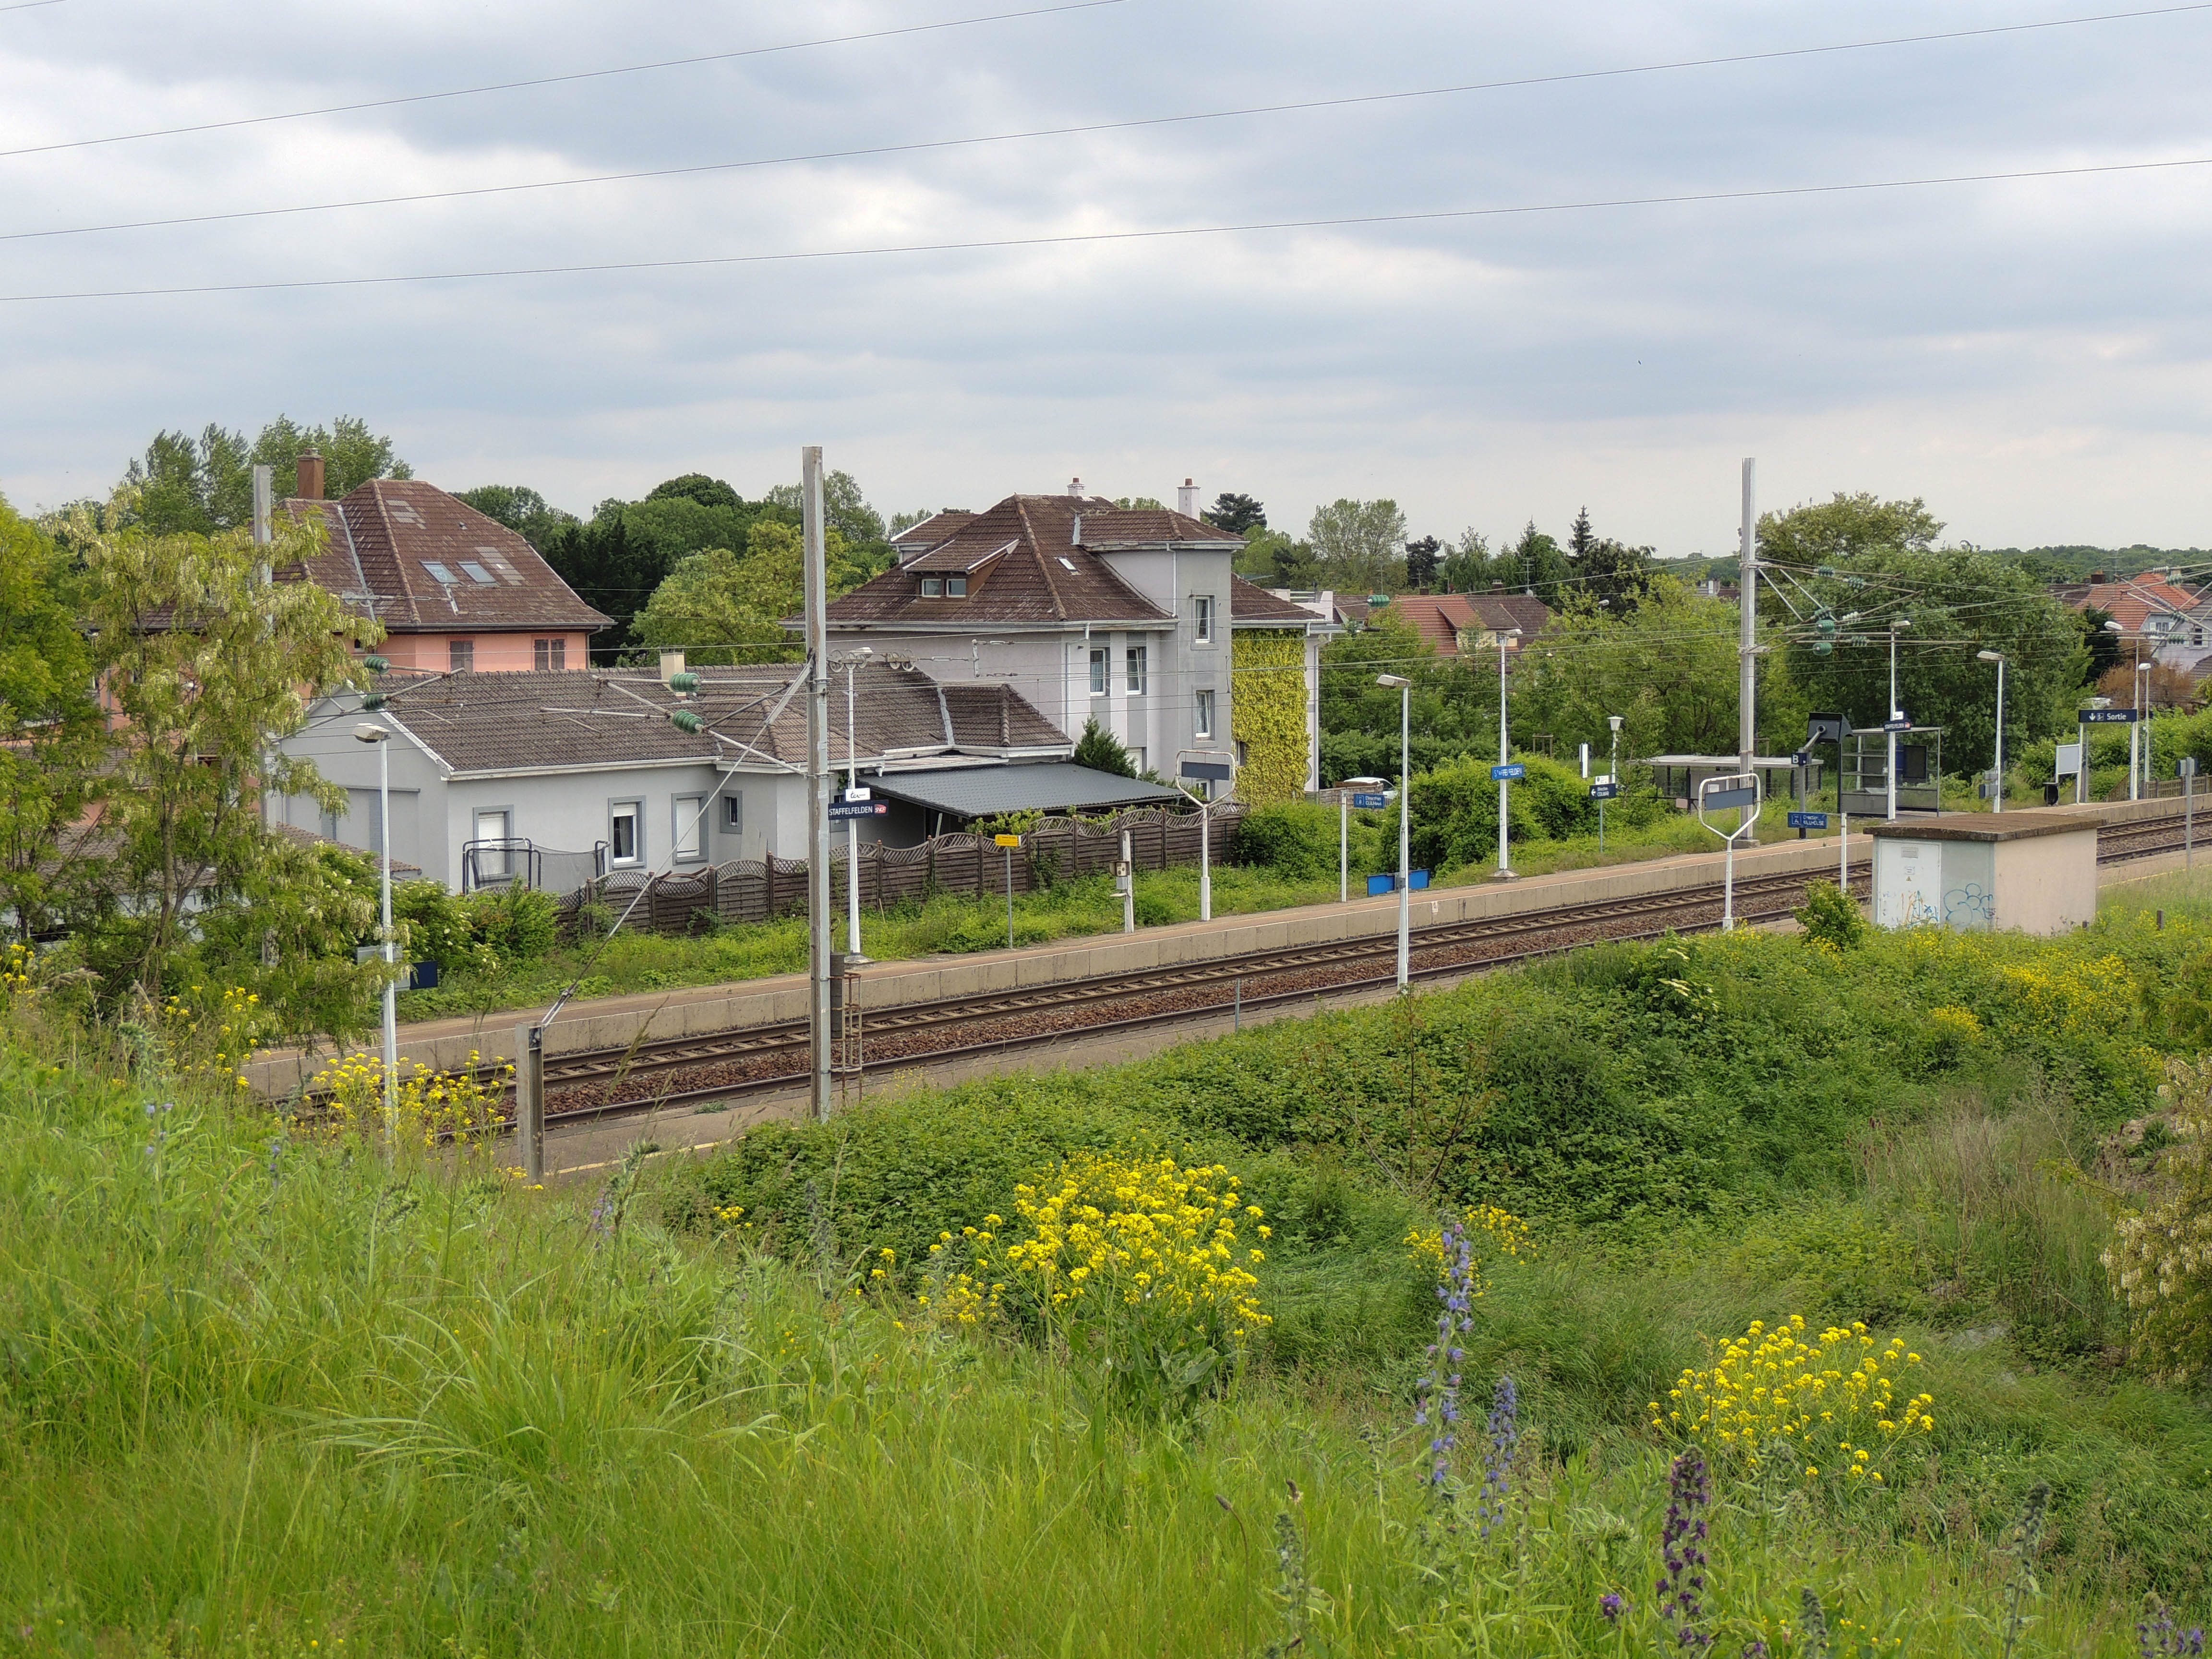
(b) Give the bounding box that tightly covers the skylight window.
[1058,557,1076,571]
[460,561,495,585]
[421,561,457,586]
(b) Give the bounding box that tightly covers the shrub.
[2106,1057,2212,1382]
[391,879,476,969]
[465,884,560,965]
[1233,802,1338,879]
[1796,879,1868,950]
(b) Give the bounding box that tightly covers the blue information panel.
[1410,869,1430,890]
[1787,810,1830,830]
[1588,782,1620,800]
[1491,762,1526,781]
[1350,791,1389,809]
[2082,708,2140,724]
[828,801,889,821]
[1366,873,1395,897]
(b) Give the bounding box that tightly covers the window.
[447,639,474,672]
[922,577,944,597]
[673,795,704,861]
[421,560,457,586]
[459,561,495,585]
[1089,647,1108,696]
[946,575,968,597]
[473,809,510,881]
[1237,741,1249,766]
[1126,646,1147,694]
[2196,625,2207,648]
[1131,747,1147,774]
[609,800,641,866]
[722,793,744,832]
[534,637,566,670]
[1195,689,1215,737]
[1194,594,1215,644]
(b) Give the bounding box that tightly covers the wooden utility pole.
[803,446,834,1122]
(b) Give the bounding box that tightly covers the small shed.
[1864,810,2104,935]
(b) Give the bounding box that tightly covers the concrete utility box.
[1865,810,2104,935]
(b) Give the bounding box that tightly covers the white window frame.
[922,577,944,597]
[1088,647,1108,696]
[946,575,968,597]
[608,798,643,867]
[1195,688,1215,738]
[473,808,512,882]
[1193,595,1215,644]
[672,795,705,863]
[1126,645,1147,694]
[534,637,566,670]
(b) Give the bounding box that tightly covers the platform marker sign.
[1588,782,1620,800]
[1351,791,1389,809]
[1883,716,1912,733]
[2081,707,2140,723]
[1788,810,1829,830]
[1491,762,1526,781]
[828,801,889,821]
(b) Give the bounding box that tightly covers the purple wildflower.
[2139,1604,2208,1659]
[1413,1213,1479,1489]
[1658,1446,1714,1650]
[1600,1593,1625,1625]
[1477,1374,1519,1538]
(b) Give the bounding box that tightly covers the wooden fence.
[555,804,1245,937]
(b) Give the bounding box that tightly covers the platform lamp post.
[839,646,874,960]
[2136,657,2153,801]
[352,723,398,1151]
[1886,620,1911,821]
[1376,673,1413,989]
[1494,627,1523,878]
[1976,649,2007,813]
[1604,713,1623,854]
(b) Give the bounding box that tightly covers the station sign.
[1882,717,1912,733]
[1588,782,1620,801]
[1787,810,1830,830]
[1703,786,1759,812]
[1491,762,1526,781]
[2081,707,2140,723]
[828,801,889,821]
[1366,870,1431,896]
[993,833,1022,848]
[1350,792,1389,809]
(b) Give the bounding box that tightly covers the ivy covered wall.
[1231,628,1310,804]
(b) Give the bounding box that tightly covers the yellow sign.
[994,834,1022,848]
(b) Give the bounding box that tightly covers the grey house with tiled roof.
[280,460,608,674]
[823,481,1334,791]
[270,661,1076,891]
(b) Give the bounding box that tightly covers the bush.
[391,880,476,969]
[1795,879,1868,950]
[464,884,560,965]
[2106,1056,2212,1382]
[1232,802,1338,878]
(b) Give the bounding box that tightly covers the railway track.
[308,803,2200,1134]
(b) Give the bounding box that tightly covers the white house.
[271,661,1087,891]
[828,481,1333,793]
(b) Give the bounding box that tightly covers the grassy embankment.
[9,879,2212,1652]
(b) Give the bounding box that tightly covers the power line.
[9,152,2207,305]
[0,0,1131,160]
[11,0,2208,240]
[0,0,68,12]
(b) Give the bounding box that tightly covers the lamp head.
[352,723,390,744]
[1976,649,2003,663]
[2104,620,2126,633]
[1607,714,1624,732]
[1375,673,1412,689]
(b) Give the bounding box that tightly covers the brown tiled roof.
[1072,507,1243,550]
[1229,576,1322,625]
[363,665,1068,776]
[890,511,976,553]
[826,495,1175,628]
[2076,574,2202,634]
[280,479,609,635]
[1467,593,1552,637]
[1386,595,1479,655]
[1334,595,1373,627]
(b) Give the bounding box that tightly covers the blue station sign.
[1491,762,1526,781]
[1350,792,1389,809]
[2081,707,2140,723]
[828,801,889,821]
[1787,810,1830,830]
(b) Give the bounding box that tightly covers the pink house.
[281,454,605,672]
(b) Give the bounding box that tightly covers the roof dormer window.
[922,577,942,597]
[947,576,967,597]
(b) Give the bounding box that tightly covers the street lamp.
[1495,627,1523,878]
[352,722,397,1150]
[837,647,875,960]
[2137,657,2153,801]
[1604,714,1624,854]
[1377,673,1412,988]
[1886,620,1911,821]
[1976,650,2006,813]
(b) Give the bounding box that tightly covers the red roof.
[2075,573,2201,635]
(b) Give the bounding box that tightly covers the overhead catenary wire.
[0,0,1133,161]
[11,152,2208,306]
[13,0,2211,241]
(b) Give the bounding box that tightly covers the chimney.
[1490,581,1505,593]
[1178,477,1198,518]
[1068,476,1083,497]
[658,649,686,686]
[296,450,325,500]
[2090,570,2108,584]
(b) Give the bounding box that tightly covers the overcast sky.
[3,0,2208,553]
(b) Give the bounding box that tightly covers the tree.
[0,495,101,938]
[1113,496,1167,511]
[1308,499,1407,593]
[455,484,576,550]
[2081,606,2123,684]
[1758,493,1943,567]
[1072,717,1137,778]
[630,520,871,665]
[1438,530,1492,593]
[1236,529,1316,588]
[122,414,410,533]
[1567,507,1595,563]
[544,486,783,655]
[1404,535,1442,592]
[764,468,887,545]
[1204,493,1266,535]
[1563,512,1657,614]
[1515,577,1752,761]
[71,493,384,1026]
[649,473,746,513]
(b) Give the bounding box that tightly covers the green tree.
[764,468,887,545]
[1072,718,1137,778]
[1307,499,1407,593]
[1438,529,1492,593]
[1236,529,1315,587]
[1404,534,1441,591]
[2082,605,2122,685]
[1514,577,1750,760]
[544,484,783,655]
[1494,522,1569,595]
[650,473,746,512]
[454,484,576,549]
[1203,492,1266,535]
[630,520,873,664]
[1758,492,1942,567]
[72,493,384,1026]
[0,496,102,938]
[1563,511,1657,614]
[122,415,410,533]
